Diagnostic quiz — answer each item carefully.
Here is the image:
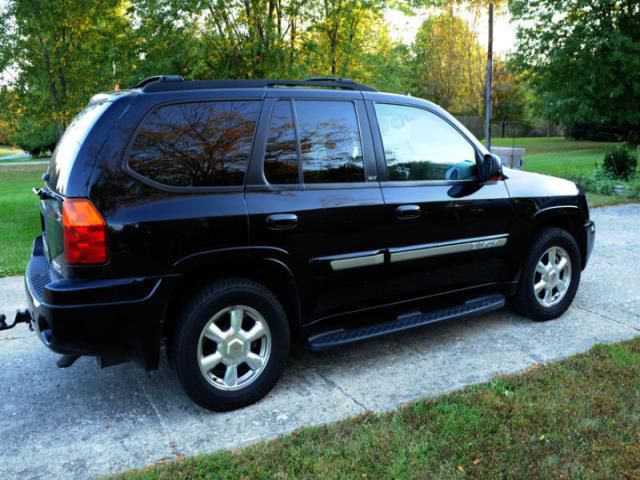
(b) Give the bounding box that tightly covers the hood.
[503,168,581,199]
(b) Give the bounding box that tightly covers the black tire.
[170,278,290,411]
[512,227,582,321]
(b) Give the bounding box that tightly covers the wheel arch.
[531,207,588,270]
[164,249,303,345]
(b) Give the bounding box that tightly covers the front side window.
[129,101,260,187]
[296,101,365,183]
[375,103,477,181]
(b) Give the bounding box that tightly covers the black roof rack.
[134,75,185,89]
[137,76,376,93]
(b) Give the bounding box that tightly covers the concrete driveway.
[1,204,639,479]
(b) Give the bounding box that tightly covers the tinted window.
[48,101,111,193]
[375,104,477,181]
[129,101,259,187]
[296,101,364,183]
[264,100,298,184]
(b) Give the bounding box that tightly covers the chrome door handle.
[395,205,421,220]
[266,213,298,230]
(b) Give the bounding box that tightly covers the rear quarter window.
[128,101,260,188]
[47,101,111,193]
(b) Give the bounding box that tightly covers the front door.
[245,93,386,322]
[366,99,514,301]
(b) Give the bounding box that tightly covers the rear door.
[245,90,386,321]
[366,98,514,300]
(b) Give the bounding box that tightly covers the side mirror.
[480,153,503,182]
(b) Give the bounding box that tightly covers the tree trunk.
[330,36,338,75]
[627,127,640,147]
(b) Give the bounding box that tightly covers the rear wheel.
[170,278,290,411]
[512,227,581,321]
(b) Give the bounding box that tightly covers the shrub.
[603,144,638,180]
[569,169,618,196]
[626,175,640,199]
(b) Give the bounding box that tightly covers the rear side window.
[128,101,260,187]
[296,101,364,184]
[48,101,111,193]
[264,100,299,184]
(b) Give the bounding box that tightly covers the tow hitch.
[0,309,32,331]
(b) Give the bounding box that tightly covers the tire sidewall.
[518,228,582,320]
[174,283,290,411]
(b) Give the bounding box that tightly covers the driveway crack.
[136,376,179,455]
[574,304,640,332]
[314,370,369,412]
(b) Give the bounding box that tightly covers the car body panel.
[21,82,594,370]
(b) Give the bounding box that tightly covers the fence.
[454,115,564,140]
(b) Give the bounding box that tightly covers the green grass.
[492,136,617,177]
[0,157,50,164]
[115,338,640,479]
[0,165,47,276]
[586,193,637,208]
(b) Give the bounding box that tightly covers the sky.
[386,6,517,55]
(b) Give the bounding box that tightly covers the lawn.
[0,165,47,276]
[116,338,640,479]
[492,136,617,177]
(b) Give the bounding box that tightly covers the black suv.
[8,76,595,411]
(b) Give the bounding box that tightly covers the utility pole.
[484,2,494,150]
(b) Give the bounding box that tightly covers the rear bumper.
[584,220,595,268]
[24,236,177,369]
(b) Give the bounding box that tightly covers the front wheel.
[512,227,581,321]
[170,278,290,411]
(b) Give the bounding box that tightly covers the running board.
[307,293,505,351]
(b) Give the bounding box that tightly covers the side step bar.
[307,293,505,351]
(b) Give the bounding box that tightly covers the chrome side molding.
[389,234,509,264]
[312,234,509,271]
[331,253,385,271]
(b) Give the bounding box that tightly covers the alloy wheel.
[533,246,572,308]
[197,305,272,391]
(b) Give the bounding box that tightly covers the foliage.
[602,143,638,180]
[510,0,640,144]
[0,0,139,152]
[411,11,485,115]
[0,0,413,151]
[568,169,619,196]
[0,0,542,152]
[491,59,526,135]
[626,175,640,198]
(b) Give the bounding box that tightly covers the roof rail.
[134,75,185,89]
[138,76,376,93]
[304,76,356,83]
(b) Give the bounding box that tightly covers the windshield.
[47,101,111,193]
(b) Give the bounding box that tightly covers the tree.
[492,59,526,137]
[511,0,640,143]
[411,12,485,115]
[0,0,137,151]
[127,0,202,79]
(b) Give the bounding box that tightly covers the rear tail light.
[63,198,108,265]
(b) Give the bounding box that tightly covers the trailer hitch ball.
[0,310,32,331]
